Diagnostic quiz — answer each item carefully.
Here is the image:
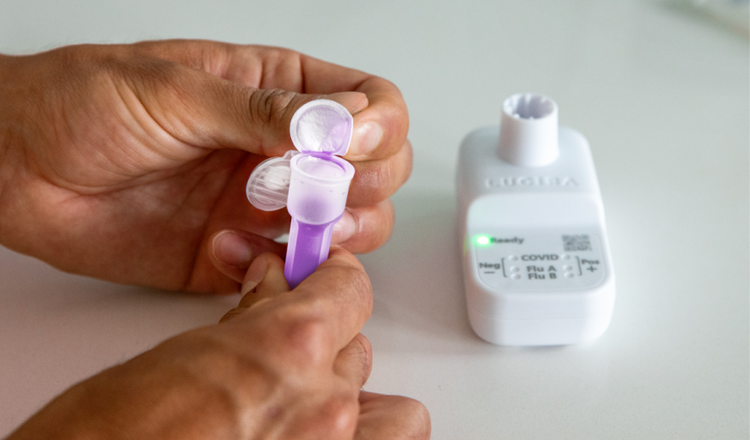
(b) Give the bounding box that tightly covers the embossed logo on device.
[486,176,578,188]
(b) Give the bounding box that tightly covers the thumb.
[242,89,369,157]
[130,60,368,156]
[219,252,289,323]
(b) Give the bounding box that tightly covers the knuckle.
[257,47,304,77]
[344,203,394,255]
[357,165,395,203]
[321,263,372,307]
[346,265,373,301]
[317,394,359,439]
[349,269,373,311]
[248,88,301,126]
[348,335,373,384]
[255,45,300,62]
[47,45,119,90]
[353,395,430,439]
[278,312,333,366]
[50,44,90,67]
[351,142,412,206]
[395,397,432,439]
[247,88,316,154]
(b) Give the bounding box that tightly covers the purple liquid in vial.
[285,151,353,288]
[245,100,355,289]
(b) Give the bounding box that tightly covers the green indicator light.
[476,236,490,246]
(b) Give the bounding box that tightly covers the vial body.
[284,153,354,288]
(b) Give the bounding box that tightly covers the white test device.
[456,93,615,346]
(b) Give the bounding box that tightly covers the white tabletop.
[0,1,747,438]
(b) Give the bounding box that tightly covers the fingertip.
[333,333,373,390]
[335,200,395,254]
[208,229,286,285]
[297,247,369,299]
[323,246,363,269]
[210,230,256,283]
[353,333,373,384]
[240,254,268,295]
[307,248,370,304]
[331,210,357,245]
[239,253,288,306]
[356,392,432,440]
[350,121,383,158]
[346,78,409,161]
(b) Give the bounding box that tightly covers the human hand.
[0,40,411,293]
[7,248,430,440]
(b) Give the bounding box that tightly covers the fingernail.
[351,122,382,157]
[332,210,356,244]
[213,231,253,267]
[241,256,268,296]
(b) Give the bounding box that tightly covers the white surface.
[0,1,747,438]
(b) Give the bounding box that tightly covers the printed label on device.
[472,231,606,292]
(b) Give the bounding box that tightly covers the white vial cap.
[246,99,354,212]
[498,93,559,167]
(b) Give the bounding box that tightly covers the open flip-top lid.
[290,99,353,155]
[246,99,354,211]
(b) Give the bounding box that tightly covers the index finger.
[285,247,374,351]
[298,54,409,162]
[217,247,372,366]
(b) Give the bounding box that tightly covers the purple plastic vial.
[245,100,355,288]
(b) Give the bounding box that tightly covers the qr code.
[563,235,591,252]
